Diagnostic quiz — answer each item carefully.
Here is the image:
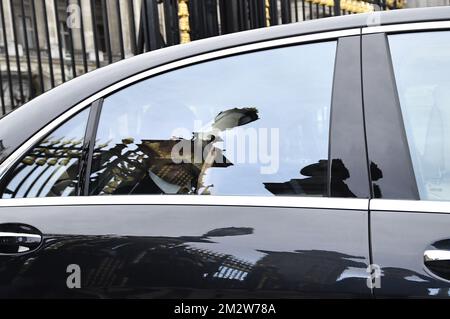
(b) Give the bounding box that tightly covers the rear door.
[363,24,450,297]
[0,31,372,298]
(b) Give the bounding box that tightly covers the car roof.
[1,7,450,164]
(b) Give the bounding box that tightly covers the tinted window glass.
[90,42,336,196]
[390,31,450,201]
[0,108,90,198]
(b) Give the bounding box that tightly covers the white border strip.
[363,21,450,34]
[370,199,450,214]
[0,28,358,182]
[0,232,41,239]
[0,196,369,210]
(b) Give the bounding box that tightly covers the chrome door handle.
[424,241,450,281]
[0,224,42,254]
[424,249,450,262]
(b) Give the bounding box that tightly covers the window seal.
[78,99,103,196]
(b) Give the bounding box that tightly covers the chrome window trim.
[0,232,41,239]
[0,28,359,184]
[370,199,450,214]
[0,196,369,210]
[362,21,450,35]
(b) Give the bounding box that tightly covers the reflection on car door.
[0,198,370,298]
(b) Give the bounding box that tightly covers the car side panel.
[0,204,371,298]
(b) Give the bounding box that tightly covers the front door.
[0,33,372,298]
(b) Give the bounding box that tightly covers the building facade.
[0,0,153,115]
[407,0,450,7]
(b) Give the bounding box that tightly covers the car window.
[0,108,90,198]
[89,42,337,196]
[389,31,450,201]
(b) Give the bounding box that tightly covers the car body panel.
[1,8,450,298]
[371,203,450,298]
[0,203,370,298]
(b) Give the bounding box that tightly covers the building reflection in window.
[264,159,356,197]
[0,108,89,198]
[89,42,336,197]
[89,107,258,195]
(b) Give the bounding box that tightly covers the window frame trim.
[0,195,369,211]
[329,35,370,199]
[370,199,450,214]
[78,98,104,196]
[362,21,450,35]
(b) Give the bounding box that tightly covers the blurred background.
[0,0,447,115]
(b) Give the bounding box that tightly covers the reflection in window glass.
[90,42,337,196]
[390,32,450,201]
[0,108,89,198]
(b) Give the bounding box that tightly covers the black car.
[0,7,450,298]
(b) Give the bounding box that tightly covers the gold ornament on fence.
[178,0,191,44]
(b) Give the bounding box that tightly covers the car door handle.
[424,247,450,281]
[0,223,43,254]
[424,249,450,262]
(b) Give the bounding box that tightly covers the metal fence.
[0,0,402,116]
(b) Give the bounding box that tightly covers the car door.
[363,23,450,297]
[0,31,372,298]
